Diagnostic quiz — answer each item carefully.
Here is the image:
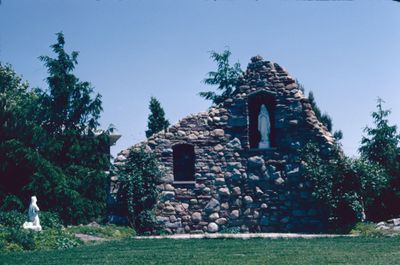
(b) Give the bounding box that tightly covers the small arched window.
[172,144,195,182]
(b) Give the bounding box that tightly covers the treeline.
[0,33,111,224]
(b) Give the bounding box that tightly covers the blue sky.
[1,0,399,157]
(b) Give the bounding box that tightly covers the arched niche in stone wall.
[248,90,276,149]
[172,143,195,183]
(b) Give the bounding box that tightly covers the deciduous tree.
[199,49,242,105]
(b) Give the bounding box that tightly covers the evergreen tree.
[296,80,305,93]
[36,32,109,224]
[308,91,333,132]
[39,33,102,137]
[307,91,343,141]
[359,98,400,172]
[0,33,110,224]
[359,98,400,219]
[199,49,242,105]
[145,97,169,138]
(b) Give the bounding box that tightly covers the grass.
[1,236,400,265]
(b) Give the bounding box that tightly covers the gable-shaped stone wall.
[109,56,334,233]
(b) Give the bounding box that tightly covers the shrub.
[153,228,172,236]
[301,142,388,231]
[0,210,81,252]
[117,146,162,234]
[0,226,84,252]
[301,143,359,230]
[33,229,81,250]
[0,210,63,230]
[0,233,5,251]
[40,212,62,229]
[4,242,24,252]
[0,195,24,212]
[350,222,385,237]
[66,224,136,239]
[220,226,241,234]
[56,235,82,250]
[137,210,156,233]
[6,228,36,251]
[349,159,389,221]
[0,211,26,228]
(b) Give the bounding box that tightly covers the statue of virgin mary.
[22,196,42,231]
[258,104,271,148]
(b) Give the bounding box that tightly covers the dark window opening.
[173,144,195,182]
[248,92,276,149]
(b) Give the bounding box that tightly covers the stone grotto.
[108,55,336,234]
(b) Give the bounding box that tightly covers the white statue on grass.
[258,104,271,149]
[22,196,42,231]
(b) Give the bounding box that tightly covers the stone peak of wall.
[231,56,334,145]
[119,55,335,158]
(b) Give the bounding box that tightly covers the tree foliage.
[359,98,400,174]
[302,143,360,230]
[39,33,102,136]
[301,143,388,230]
[0,33,110,224]
[199,49,242,105]
[359,98,400,219]
[296,81,343,141]
[307,91,345,140]
[0,63,43,210]
[145,97,169,138]
[349,158,389,220]
[117,147,162,233]
[308,92,333,132]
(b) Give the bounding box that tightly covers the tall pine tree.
[146,97,169,138]
[36,32,110,224]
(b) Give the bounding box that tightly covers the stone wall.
[109,55,335,233]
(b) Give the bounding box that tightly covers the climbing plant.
[117,147,162,233]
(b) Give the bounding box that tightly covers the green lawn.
[1,236,399,265]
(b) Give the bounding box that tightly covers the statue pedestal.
[258,140,270,149]
[23,221,42,231]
